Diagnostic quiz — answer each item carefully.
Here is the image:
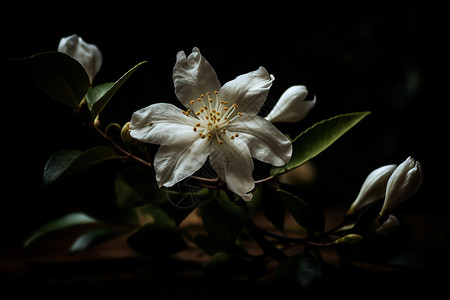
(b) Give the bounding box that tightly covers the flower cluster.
[17,35,424,292]
[348,156,423,218]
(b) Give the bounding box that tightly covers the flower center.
[183,91,241,144]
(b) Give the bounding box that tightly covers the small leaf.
[202,191,249,248]
[90,61,147,120]
[271,111,370,176]
[69,228,123,254]
[86,82,114,110]
[115,165,162,209]
[275,250,321,291]
[43,146,121,185]
[43,149,83,185]
[277,189,324,235]
[24,212,98,247]
[126,223,187,256]
[15,51,90,109]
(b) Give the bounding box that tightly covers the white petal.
[173,47,221,109]
[58,34,102,83]
[265,85,316,123]
[130,103,198,145]
[347,164,397,214]
[154,138,210,187]
[210,137,255,201]
[220,67,274,115]
[228,114,292,166]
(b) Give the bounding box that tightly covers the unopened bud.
[265,85,316,123]
[58,34,102,84]
[121,122,133,144]
[332,234,364,246]
[347,164,397,215]
[94,116,101,128]
[380,156,423,218]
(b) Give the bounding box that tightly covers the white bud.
[265,85,316,123]
[58,34,103,84]
[347,164,397,215]
[374,214,401,235]
[380,156,423,217]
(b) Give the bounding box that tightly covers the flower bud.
[380,156,423,218]
[121,122,133,145]
[58,34,103,83]
[347,164,397,215]
[374,214,401,235]
[331,233,364,246]
[121,122,146,152]
[265,85,316,123]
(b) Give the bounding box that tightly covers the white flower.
[380,156,423,217]
[347,164,397,215]
[265,85,316,123]
[130,47,292,201]
[58,34,103,83]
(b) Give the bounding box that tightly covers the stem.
[245,219,287,262]
[262,230,306,243]
[254,176,274,184]
[92,124,153,169]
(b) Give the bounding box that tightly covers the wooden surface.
[1,207,448,298]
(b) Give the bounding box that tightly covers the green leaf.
[277,189,324,235]
[43,146,121,185]
[15,51,90,109]
[202,191,249,248]
[260,184,286,232]
[86,82,114,110]
[69,228,123,254]
[126,223,187,256]
[115,165,162,209]
[24,212,98,247]
[275,250,322,291]
[90,61,147,120]
[271,111,371,176]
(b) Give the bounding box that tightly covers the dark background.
[2,3,448,295]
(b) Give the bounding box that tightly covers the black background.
[2,3,448,295]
